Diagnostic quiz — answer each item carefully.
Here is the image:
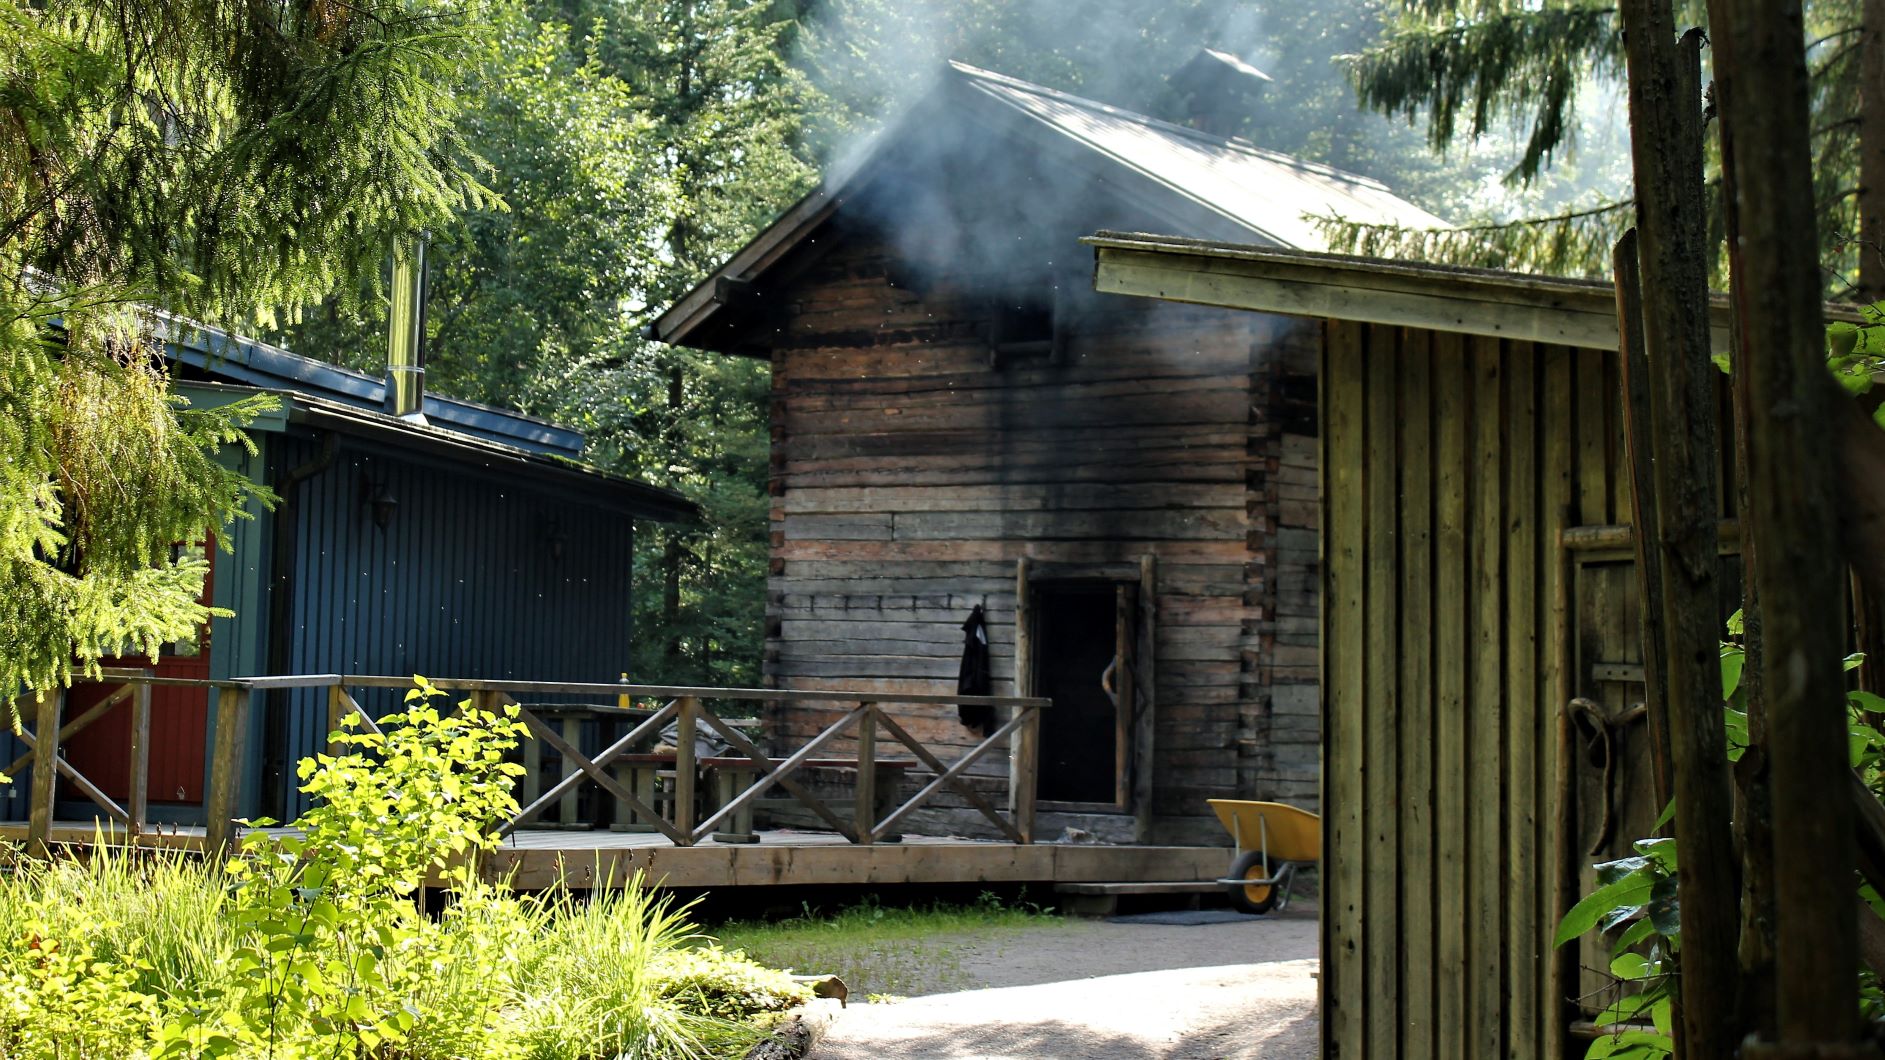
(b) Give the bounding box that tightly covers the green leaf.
[1720,649,1744,700]
[1557,867,1654,946]
[1610,952,1651,980]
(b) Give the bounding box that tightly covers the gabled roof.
[653,61,1448,352]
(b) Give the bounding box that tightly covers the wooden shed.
[1088,232,1739,1058]
[1,322,694,828]
[649,61,1445,845]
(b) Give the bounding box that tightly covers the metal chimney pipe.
[384,233,427,422]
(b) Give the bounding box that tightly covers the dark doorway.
[1034,582,1128,804]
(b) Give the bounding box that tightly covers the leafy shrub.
[0,678,809,1059]
[654,948,813,1022]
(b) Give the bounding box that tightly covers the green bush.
[0,679,807,1059]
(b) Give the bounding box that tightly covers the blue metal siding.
[273,436,634,819]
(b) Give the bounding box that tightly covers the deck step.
[1054,880,1222,896]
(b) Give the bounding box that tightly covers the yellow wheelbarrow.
[1208,799,1320,915]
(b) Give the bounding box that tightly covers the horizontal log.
[776,540,1252,564]
[782,482,1240,515]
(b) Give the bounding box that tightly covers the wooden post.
[204,686,250,858]
[1711,0,1858,1041]
[1009,556,1033,816]
[26,689,62,855]
[1013,707,1039,844]
[1133,553,1158,843]
[325,685,346,756]
[1616,9,1740,1055]
[673,696,698,844]
[559,713,583,828]
[854,704,877,845]
[127,679,152,834]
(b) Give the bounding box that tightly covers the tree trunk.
[1859,0,1885,300]
[1715,80,1778,1041]
[1712,0,1859,1043]
[1615,6,1740,1055]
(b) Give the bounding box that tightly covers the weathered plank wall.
[762,235,1320,843]
[1321,322,1609,1059]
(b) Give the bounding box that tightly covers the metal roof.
[175,381,699,523]
[652,61,1448,351]
[950,62,1446,248]
[159,315,586,458]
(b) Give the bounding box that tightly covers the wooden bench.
[606,753,916,843]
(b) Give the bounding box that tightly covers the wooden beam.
[127,681,151,833]
[512,707,685,844]
[874,707,1037,841]
[204,687,251,858]
[26,691,62,854]
[689,706,860,842]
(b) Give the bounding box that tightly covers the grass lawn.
[705,894,1073,1001]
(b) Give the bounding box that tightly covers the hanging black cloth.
[957,604,997,736]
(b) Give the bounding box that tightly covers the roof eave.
[280,394,699,523]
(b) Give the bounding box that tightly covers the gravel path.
[807,907,1319,1059]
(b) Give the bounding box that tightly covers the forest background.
[273,0,1643,688]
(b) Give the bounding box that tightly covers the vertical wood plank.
[1504,341,1542,1060]
[128,680,152,833]
[1577,349,1612,527]
[1364,323,1402,1060]
[674,696,698,844]
[854,704,877,845]
[1322,318,1367,1056]
[205,686,249,857]
[1014,704,1040,844]
[1133,553,1158,843]
[27,690,63,855]
[1542,345,1578,1057]
[1432,328,1470,1059]
[1396,327,1438,1059]
[1469,334,1507,1058]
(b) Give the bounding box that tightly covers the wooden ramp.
[0,822,1224,891]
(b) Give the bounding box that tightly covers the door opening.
[1033,580,1135,806]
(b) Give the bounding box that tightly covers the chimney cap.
[1170,48,1272,139]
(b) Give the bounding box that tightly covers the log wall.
[759,237,1320,843]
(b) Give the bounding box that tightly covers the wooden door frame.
[1010,556,1157,830]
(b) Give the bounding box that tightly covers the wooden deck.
[0,821,1227,891]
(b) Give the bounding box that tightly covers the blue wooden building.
[2,321,693,826]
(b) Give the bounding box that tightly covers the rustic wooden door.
[1565,547,1742,1012]
[1030,580,1138,808]
[63,539,215,807]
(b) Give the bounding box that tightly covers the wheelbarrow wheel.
[1227,851,1281,915]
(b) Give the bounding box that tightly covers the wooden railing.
[12,673,1049,855]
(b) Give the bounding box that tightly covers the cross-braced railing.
[325,677,1049,846]
[16,673,1048,855]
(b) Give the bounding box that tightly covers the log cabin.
[650,60,1446,845]
[1,314,695,828]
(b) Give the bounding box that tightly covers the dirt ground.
[806,905,1319,1060]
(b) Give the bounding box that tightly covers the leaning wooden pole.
[1614,6,1740,1055]
[1711,0,1859,1043]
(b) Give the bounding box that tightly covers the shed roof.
[161,316,585,458]
[1083,231,1876,351]
[653,62,1447,352]
[176,381,698,523]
